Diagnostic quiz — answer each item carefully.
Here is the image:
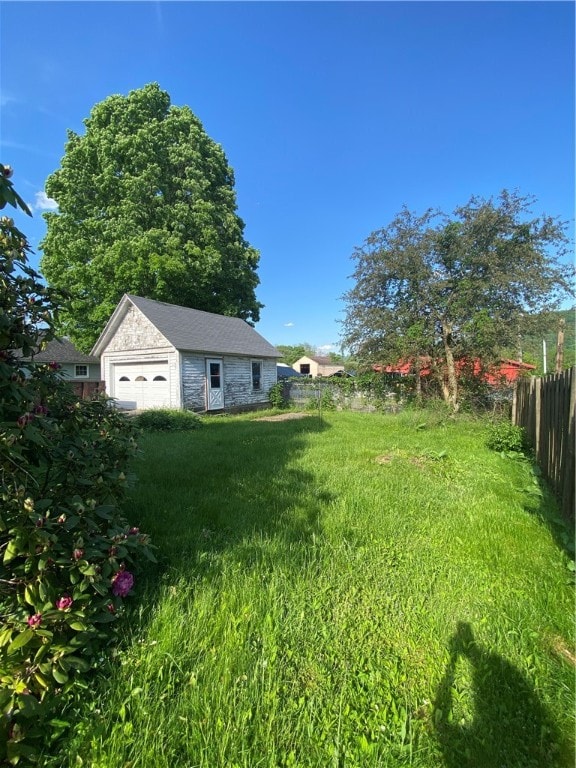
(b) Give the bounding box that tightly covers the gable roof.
[93,295,280,359]
[295,355,341,366]
[310,356,339,366]
[29,337,100,365]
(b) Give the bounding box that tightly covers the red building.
[374,357,536,384]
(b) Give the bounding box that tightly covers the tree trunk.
[442,321,459,412]
[414,357,422,406]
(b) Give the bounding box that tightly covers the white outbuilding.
[92,294,280,412]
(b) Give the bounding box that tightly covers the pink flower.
[17,413,34,429]
[73,548,84,560]
[111,570,134,597]
[128,527,140,535]
[106,602,116,614]
[56,596,73,611]
[27,613,42,628]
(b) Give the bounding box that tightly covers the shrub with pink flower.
[16,412,34,429]
[111,570,134,597]
[27,613,42,628]
[56,596,73,611]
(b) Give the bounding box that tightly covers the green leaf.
[52,665,69,685]
[94,611,117,623]
[24,583,39,606]
[68,621,88,631]
[3,538,23,564]
[16,693,41,718]
[78,563,98,576]
[7,628,35,654]
[33,671,50,690]
[7,740,40,764]
[65,656,90,672]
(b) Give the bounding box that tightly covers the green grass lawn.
[55,409,574,767]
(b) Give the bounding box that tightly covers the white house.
[92,294,280,412]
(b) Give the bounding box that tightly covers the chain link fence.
[284,378,403,413]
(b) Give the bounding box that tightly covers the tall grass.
[53,410,574,767]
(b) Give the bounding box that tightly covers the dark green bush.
[486,421,528,453]
[131,408,202,431]
[268,381,287,409]
[0,165,155,764]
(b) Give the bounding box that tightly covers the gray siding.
[181,354,277,411]
[57,362,101,383]
[181,355,207,410]
[223,357,277,409]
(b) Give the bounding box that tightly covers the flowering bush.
[0,165,155,764]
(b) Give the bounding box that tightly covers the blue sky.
[1,1,574,353]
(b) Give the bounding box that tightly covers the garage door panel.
[113,362,170,409]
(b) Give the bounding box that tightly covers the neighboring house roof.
[29,337,100,365]
[92,294,281,358]
[307,356,339,366]
[277,363,305,378]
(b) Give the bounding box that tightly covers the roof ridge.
[128,294,247,322]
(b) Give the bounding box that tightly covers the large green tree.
[343,191,574,410]
[40,83,262,351]
[275,343,317,366]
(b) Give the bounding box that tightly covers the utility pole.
[555,318,565,373]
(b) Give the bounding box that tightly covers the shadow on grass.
[434,622,572,768]
[516,458,576,562]
[127,413,333,591]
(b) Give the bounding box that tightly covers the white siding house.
[92,295,280,412]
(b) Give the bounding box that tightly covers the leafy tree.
[343,191,574,411]
[41,83,262,351]
[343,207,440,403]
[275,343,316,366]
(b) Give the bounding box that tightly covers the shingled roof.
[93,295,280,359]
[29,337,100,365]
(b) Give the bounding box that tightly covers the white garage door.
[113,362,170,409]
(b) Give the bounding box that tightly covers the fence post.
[561,367,575,521]
[534,377,541,460]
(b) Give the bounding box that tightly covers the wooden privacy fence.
[513,367,575,523]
